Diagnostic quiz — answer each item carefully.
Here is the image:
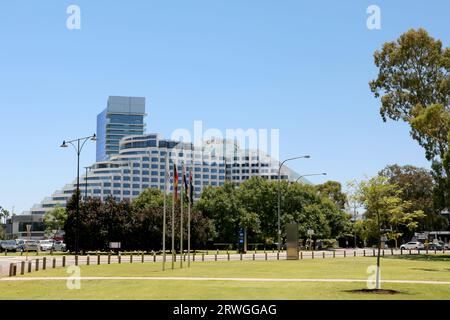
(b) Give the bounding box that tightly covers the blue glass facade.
[96,96,146,162]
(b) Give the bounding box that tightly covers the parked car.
[39,239,54,251]
[428,242,443,250]
[400,241,424,250]
[0,240,18,252]
[16,239,40,252]
[437,241,450,250]
[52,241,66,252]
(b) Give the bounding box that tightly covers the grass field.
[1,255,449,300]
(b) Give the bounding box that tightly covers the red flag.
[173,164,179,200]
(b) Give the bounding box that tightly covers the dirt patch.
[346,289,401,295]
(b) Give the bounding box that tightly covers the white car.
[400,241,424,250]
[39,240,55,251]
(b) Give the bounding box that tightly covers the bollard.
[426,248,429,255]
[253,253,255,261]
[373,249,375,257]
[153,252,156,262]
[401,248,403,255]
[62,256,66,267]
[9,263,13,277]
[434,249,437,255]
[87,255,90,266]
[333,251,335,258]
[108,254,111,264]
[343,251,346,258]
[13,265,17,276]
[75,255,78,266]
[227,253,230,261]
[354,251,356,257]
[265,252,268,261]
[409,249,412,255]
[20,261,25,275]
[418,249,420,255]
[97,254,101,265]
[52,258,56,269]
[323,252,325,259]
[277,252,279,260]
[300,252,303,259]
[43,257,47,270]
[363,250,366,257]
[391,248,394,255]
[28,261,32,273]
[215,254,217,261]
[141,252,144,263]
[118,253,121,264]
[130,254,133,264]
[312,251,315,259]
[35,259,39,271]
[202,254,205,262]
[240,253,243,261]
[382,250,385,257]
[193,253,196,262]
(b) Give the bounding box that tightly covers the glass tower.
[96,96,146,162]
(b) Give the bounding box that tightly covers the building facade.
[96,96,146,162]
[16,96,304,239]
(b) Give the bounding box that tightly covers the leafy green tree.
[316,181,348,210]
[379,164,449,231]
[357,176,425,248]
[43,207,67,237]
[0,206,10,224]
[370,28,450,211]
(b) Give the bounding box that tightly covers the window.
[123,176,130,181]
[133,177,140,182]
[123,183,131,188]
[114,183,121,188]
[133,184,140,189]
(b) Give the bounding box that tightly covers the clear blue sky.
[1,1,449,214]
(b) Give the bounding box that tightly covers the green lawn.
[1,256,449,300]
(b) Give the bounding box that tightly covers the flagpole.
[180,162,184,269]
[188,170,191,268]
[162,156,168,271]
[171,163,176,270]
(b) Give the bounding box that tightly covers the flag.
[183,167,189,203]
[173,164,179,200]
[189,171,194,204]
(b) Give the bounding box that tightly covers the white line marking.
[2,277,450,285]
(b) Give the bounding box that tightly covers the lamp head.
[60,141,68,148]
[91,134,97,141]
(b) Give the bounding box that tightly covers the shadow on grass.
[383,254,450,262]
[344,289,403,295]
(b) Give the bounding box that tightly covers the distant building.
[96,96,146,162]
[18,96,304,239]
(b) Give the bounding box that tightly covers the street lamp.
[277,155,310,252]
[60,134,97,255]
[295,173,327,183]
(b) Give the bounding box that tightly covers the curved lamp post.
[60,134,97,255]
[295,173,327,183]
[277,155,310,252]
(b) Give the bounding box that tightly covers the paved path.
[2,276,450,285]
